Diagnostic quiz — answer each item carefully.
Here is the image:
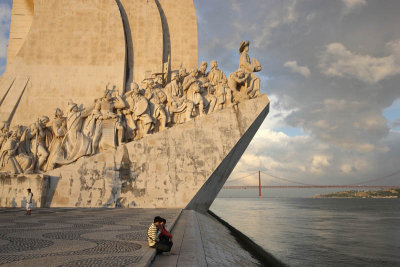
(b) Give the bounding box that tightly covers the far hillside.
[315,189,400,198]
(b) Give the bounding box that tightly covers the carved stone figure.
[0,40,263,175]
[153,74,165,90]
[45,108,67,171]
[29,116,53,171]
[86,88,127,152]
[164,72,194,124]
[238,40,262,98]
[197,62,217,113]
[215,78,233,110]
[143,79,169,131]
[207,60,227,87]
[185,68,207,117]
[228,69,250,103]
[179,67,190,98]
[0,121,10,150]
[0,125,34,174]
[125,82,154,140]
[56,101,92,165]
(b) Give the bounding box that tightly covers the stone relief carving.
[0,41,263,174]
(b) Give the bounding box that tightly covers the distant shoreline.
[314,189,400,199]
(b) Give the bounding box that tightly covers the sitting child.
[158,218,173,252]
[147,216,173,254]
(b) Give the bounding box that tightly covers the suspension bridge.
[222,169,400,197]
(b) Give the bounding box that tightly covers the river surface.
[210,198,400,266]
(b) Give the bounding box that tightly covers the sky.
[0,0,399,191]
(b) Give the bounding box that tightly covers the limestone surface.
[1,0,198,125]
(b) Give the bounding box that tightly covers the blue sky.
[1,0,399,188]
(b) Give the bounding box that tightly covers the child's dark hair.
[154,216,163,223]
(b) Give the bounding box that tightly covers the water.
[210,198,400,266]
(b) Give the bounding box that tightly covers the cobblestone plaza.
[0,208,180,266]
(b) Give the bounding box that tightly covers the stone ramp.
[0,208,180,266]
[151,210,284,267]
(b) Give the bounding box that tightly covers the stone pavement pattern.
[0,208,180,266]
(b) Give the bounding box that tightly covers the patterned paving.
[0,208,181,266]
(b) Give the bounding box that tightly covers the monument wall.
[0,173,49,208]
[44,95,269,209]
[0,0,268,212]
[1,0,127,125]
[0,0,198,125]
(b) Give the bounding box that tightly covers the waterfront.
[211,198,400,266]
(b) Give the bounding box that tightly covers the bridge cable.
[261,171,314,186]
[346,169,400,186]
[226,171,259,184]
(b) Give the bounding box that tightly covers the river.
[210,198,400,266]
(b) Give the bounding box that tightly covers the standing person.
[26,188,33,215]
[159,218,173,252]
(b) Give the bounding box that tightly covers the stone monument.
[0,0,269,213]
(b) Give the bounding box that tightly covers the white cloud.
[196,0,400,187]
[310,154,330,174]
[319,42,400,83]
[284,61,310,77]
[342,0,367,14]
[260,94,298,131]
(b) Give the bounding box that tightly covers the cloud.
[0,0,398,188]
[194,0,400,187]
[319,42,400,83]
[311,154,330,174]
[342,0,367,14]
[284,61,310,77]
[391,118,400,129]
[287,98,390,153]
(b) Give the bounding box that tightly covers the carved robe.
[45,117,67,170]
[57,110,92,165]
[164,80,194,124]
[0,130,34,174]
